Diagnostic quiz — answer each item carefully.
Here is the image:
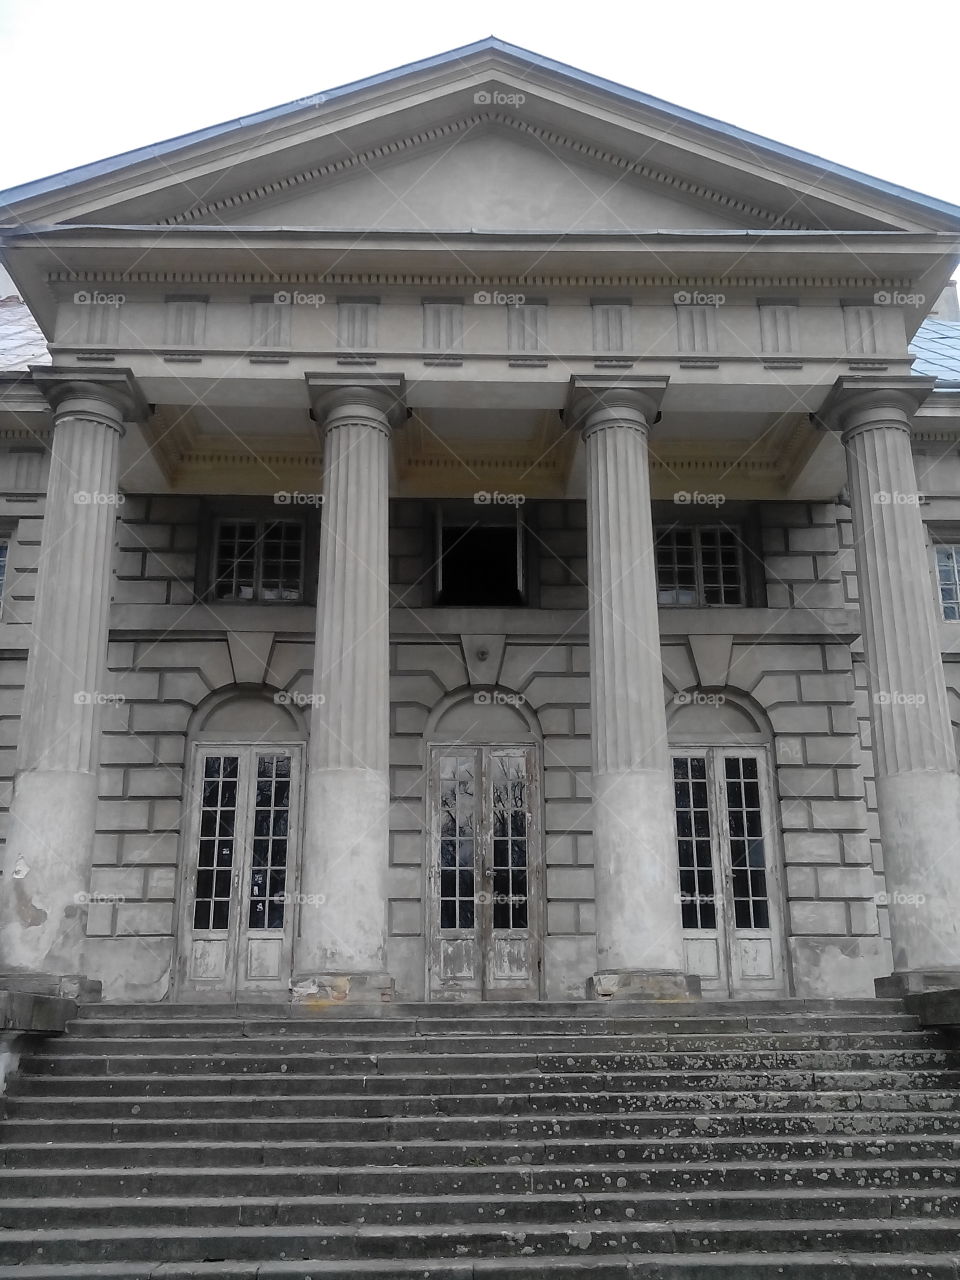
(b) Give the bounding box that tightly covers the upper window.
[213,520,304,603]
[435,502,526,607]
[936,544,960,620]
[507,303,547,354]
[656,525,744,607]
[0,540,7,617]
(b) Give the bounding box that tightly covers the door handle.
[483,867,493,880]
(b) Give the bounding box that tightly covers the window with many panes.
[656,525,744,606]
[936,544,960,620]
[0,540,8,618]
[213,520,304,603]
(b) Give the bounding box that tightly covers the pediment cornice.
[160,110,810,232]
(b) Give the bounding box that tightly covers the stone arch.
[186,683,308,743]
[667,685,772,747]
[425,685,543,746]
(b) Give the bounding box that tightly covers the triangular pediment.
[217,120,764,234]
[3,39,958,237]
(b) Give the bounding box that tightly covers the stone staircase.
[0,998,959,1277]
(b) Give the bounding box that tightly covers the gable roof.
[3,38,960,234]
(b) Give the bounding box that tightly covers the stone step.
[4,1135,960,1170]
[1,1186,958,1231]
[0,1156,955,1197]
[3,1217,960,1265]
[42,1037,958,1067]
[1,1255,959,1279]
[9,1071,959,1110]
[6,1110,960,1145]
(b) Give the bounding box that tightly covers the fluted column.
[0,374,143,992]
[296,378,404,1002]
[821,376,960,994]
[572,378,698,1000]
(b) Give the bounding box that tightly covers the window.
[0,540,7,617]
[675,304,717,354]
[250,296,291,348]
[936,544,960,620]
[213,520,304,602]
[656,525,744,606]
[507,303,547,353]
[164,295,207,346]
[674,752,771,932]
[423,300,463,352]
[337,299,378,349]
[436,502,525,606]
[592,302,631,353]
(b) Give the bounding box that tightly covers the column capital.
[566,375,669,438]
[29,366,148,431]
[305,372,407,437]
[813,375,936,440]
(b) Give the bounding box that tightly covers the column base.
[875,969,960,998]
[0,970,101,1002]
[587,969,701,1001]
[289,971,395,1006]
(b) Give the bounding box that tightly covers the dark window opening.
[437,523,525,607]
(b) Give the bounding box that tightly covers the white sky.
[0,0,958,208]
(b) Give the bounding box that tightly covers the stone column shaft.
[296,383,401,1001]
[575,381,696,1000]
[828,379,960,990]
[0,384,132,987]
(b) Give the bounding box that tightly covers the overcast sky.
[0,0,958,209]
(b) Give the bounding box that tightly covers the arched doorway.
[174,689,306,1001]
[425,690,544,1001]
[667,691,789,998]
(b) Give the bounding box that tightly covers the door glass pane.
[248,753,292,930]
[193,755,240,931]
[491,753,529,930]
[672,755,715,929]
[724,756,771,929]
[438,755,476,929]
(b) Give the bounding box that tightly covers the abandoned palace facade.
[1,39,960,1006]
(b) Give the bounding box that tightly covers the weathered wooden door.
[176,744,303,1000]
[427,745,542,1000]
[673,748,787,998]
